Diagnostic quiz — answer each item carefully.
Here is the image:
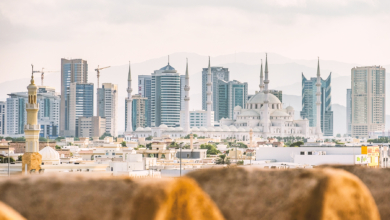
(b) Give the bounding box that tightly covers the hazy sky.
[1,0,389,82]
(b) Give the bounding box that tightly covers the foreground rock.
[319,165,390,220]
[0,201,25,220]
[0,174,224,220]
[187,167,380,220]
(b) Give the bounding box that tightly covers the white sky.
[0,0,389,82]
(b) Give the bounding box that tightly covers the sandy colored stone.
[186,167,380,220]
[319,165,390,220]
[21,152,42,173]
[0,174,225,220]
[0,201,25,220]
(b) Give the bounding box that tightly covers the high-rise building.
[180,75,186,111]
[300,65,333,136]
[218,80,248,121]
[6,86,60,138]
[202,66,229,121]
[127,94,148,131]
[60,58,89,137]
[67,83,94,137]
[78,116,106,138]
[351,66,386,138]
[0,101,5,135]
[346,89,352,136]
[137,75,152,127]
[269,90,282,102]
[180,110,214,128]
[151,63,181,127]
[97,83,118,137]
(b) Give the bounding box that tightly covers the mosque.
[128,55,322,141]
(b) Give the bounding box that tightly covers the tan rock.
[0,174,225,220]
[319,165,390,220]
[0,201,25,220]
[186,167,380,220]
[21,152,42,173]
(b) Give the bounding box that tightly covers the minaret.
[316,57,322,137]
[263,54,270,135]
[126,61,133,133]
[206,57,212,127]
[22,65,42,173]
[184,58,190,134]
[259,59,264,92]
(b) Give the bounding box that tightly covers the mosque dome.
[159,124,168,128]
[175,127,183,131]
[167,127,175,131]
[200,127,208,132]
[207,127,215,132]
[234,106,242,111]
[191,127,199,131]
[39,146,60,164]
[253,127,261,132]
[144,127,152,131]
[238,127,246,132]
[247,92,281,105]
[136,127,144,131]
[286,106,294,111]
[160,64,177,73]
[215,127,223,132]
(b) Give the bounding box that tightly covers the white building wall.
[294,155,355,166]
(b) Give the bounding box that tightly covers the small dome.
[215,127,223,132]
[223,127,231,132]
[39,146,60,162]
[199,127,208,131]
[207,127,215,131]
[175,127,183,131]
[253,127,260,132]
[144,127,152,131]
[159,64,177,73]
[229,126,238,131]
[167,127,175,131]
[238,127,246,132]
[286,106,294,111]
[159,124,168,128]
[136,127,144,131]
[234,105,242,111]
[191,127,199,131]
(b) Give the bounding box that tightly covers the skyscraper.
[138,75,152,127]
[351,66,385,138]
[126,94,148,131]
[151,62,181,127]
[202,66,229,121]
[97,83,118,137]
[300,60,333,136]
[346,89,352,136]
[60,58,89,136]
[269,90,282,102]
[0,101,5,135]
[218,80,248,120]
[180,75,186,111]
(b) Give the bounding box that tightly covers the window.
[308,151,312,155]
[300,152,304,155]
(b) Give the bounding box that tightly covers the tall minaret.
[263,54,270,135]
[206,57,212,127]
[315,57,322,137]
[22,65,42,173]
[183,58,190,133]
[259,59,264,92]
[126,61,133,133]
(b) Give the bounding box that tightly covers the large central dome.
[247,92,281,104]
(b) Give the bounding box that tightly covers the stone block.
[319,165,390,220]
[0,174,225,220]
[186,167,380,220]
[0,201,25,220]
[21,152,42,173]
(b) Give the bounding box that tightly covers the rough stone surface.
[0,174,225,220]
[0,201,25,220]
[21,152,42,172]
[186,167,380,220]
[319,165,390,220]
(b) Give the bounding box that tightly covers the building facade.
[126,94,148,131]
[180,75,186,111]
[78,116,106,138]
[202,66,229,121]
[351,66,386,138]
[0,101,5,135]
[137,75,152,127]
[346,89,352,136]
[269,90,282,102]
[98,83,118,137]
[60,58,89,137]
[6,86,60,138]
[300,73,333,136]
[180,110,214,128]
[151,63,181,127]
[218,80,248,121]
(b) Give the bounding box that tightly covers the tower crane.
[40,68,59,86]
[94,65,110,89]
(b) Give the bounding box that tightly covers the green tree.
[290,141,304,147]
[169,142,179,148]
[200,144,220,155]
[215,154,231,165]
[55,136,65,142]
[55,145,61,150]
[100,132,112,140]
[0,156,15,163]
[146,143,152,149]
[138,144,145,148]
[17,155,22,161]
[184,134,198,139]
[236,160,244,165]
[145,136,153,141]
[39,137,48,142]
[120,141,127,147]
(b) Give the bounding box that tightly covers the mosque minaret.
[22,65,42,173]
[126,61,133,133]
[316,58,323,138]
[206,57,213,127]
[262,54,270,136]
[259,59,264,92]
[183,58,190,134]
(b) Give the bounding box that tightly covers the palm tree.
[215,155,231,165]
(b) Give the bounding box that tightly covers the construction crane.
[94,65,110,89]
[39,68,59,86]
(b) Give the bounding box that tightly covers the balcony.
[26,103,39,109]
[24,124,40,131]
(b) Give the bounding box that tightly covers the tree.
[184,134,198,139]
[236,160,244,165]
[138,144,145,148]
[39,137,48,142]
[200,144,220,155]
[215,155,231,165]
[55,136,65,142]
[169,142,179,148]
[100,132,112,140]
[17,155,22,161]
[146,143,152,149]
[290,141,304,147]
[0,156,15,163]
[55,145,61,150]
[120,141,127,147]
[145,136,153,141]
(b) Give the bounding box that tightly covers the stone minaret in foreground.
[316,58,322,137]
[263,54,270,135]
[259,59,264,92]
[22,65,42,173]
[183,59,190,133]
[126,62,133,133]
[206,57,212,127]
